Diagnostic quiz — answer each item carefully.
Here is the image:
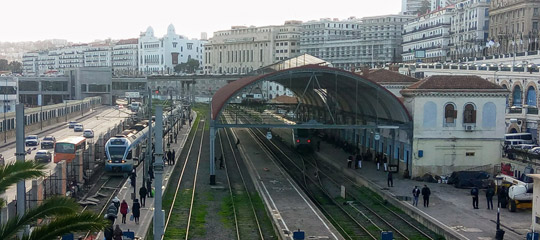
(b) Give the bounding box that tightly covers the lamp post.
[3,77,7,143]
[40,80,43,130]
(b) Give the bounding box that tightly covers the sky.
[1,0,402,43]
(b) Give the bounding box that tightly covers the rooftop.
[401,75,508,94]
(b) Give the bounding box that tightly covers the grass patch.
[190,193,208,237]
[219,195,235,229]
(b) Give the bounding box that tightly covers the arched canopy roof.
[211,65,411,126]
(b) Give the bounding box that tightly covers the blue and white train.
[105,122,150,173]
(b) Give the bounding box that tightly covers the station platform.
[98,112,195,240]
[314,140,532,240]
[234,128,344,240]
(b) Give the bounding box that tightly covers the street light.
[40,80,43,130]
[4,77,7,143]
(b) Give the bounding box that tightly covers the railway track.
[235,110,440,239]
[162,118,205,240]
[217,125,272,240]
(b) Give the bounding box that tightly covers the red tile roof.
[270,95,298,104]
[116,38,138,45]
[360,69,418,84]
[402,75,506,93]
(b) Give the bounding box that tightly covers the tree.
[0,59,8,71]
[8,61,22,73]
[0,161,108,240]
[416,0,431,15]
[174,59,200,73]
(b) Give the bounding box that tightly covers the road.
[0,106,132,204]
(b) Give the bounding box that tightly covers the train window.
[127,150,133,159]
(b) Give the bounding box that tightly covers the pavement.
[0,107,131,204]
[233,128,344,240]
[105,112,194,240]
[314,140,532,240]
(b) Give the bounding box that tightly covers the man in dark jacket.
[422,185,431,207]
[412,186,420,207]
[486,186,495,210]
[139,186,148,207]
[387,171,393,187]
[498,186,508,208]
[471,187,479,209]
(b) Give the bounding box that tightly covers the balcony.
[527,107,539,115]
[508,107,523,114]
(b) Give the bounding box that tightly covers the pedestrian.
[347,155,353,168]
[412,186,420,207]
[104,223,114,240]
[471,186,479,209]
[387,171,393,187]
[422,184,431,207]
[317,140,321,152]
[139,186,148,207]
[167,150,172,165]
[112,197,120,213]
[172,149,176,165]
[498,186,508,208]
[146,178,152,198]
[130,169,136,188]
[486,186,495,210]
[383,154,388,172]
[356,153,362,169]
[132,199,141,224]
[375,154,380,171]
[219,155,224,169]
[120,200,128,224]
[236,138,240,147]
[113,225,123,240]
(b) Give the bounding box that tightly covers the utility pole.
[144,87,152,191]
[15,104,27,235]
[40,81,43,130]
[153,106,165,239]
[4,77,7,143]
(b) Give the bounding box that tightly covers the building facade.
[402,6,454,62]
[489,0,540,54]
[84,45,112,68]
[112,39,139,76]
[0,77,18,113]
[203,21,302,74]
[449,0,490,60]
[138,25,206,75]
[300,15,413,70]
[401,75,508,176]
[402,0,427,15]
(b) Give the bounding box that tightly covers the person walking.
[132,199,141,224]
[486,186,495,210]
[375,154,380,171]
[146,178,152,198]
[104,223,114,240]
[139,186,148,207]
[347,155,353,168]
[172,149,176,165]
[119,200,128,224]
[422,185,431,207]
[387,171,393,187]
[383,154,388,172]
[113,225,123,240]
[412,186,420,207]
[112,197,120,213]
[129,169,136,188]
[356,153,362,169]
[219,155,224,169]
[471,186,479,209]
[498,186,508,208]
[167,150,172,165]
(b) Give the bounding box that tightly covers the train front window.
[108,147,126,161]
[297,129,310,137]
[55,143,75,154]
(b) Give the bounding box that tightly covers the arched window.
[444,103,457,125]
[527,86,537,106]
[513,85,522,107]
[463,104,476,124]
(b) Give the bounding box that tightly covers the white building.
[449,0,490,60]
[431,0,458,11]
[402,0,427,15]
[138,25,206,75]
[84,45,112,68]
[262,82,294,100]
[300,15,413,70]
[203,21,302,74]
[400,75,508,176]
[402,6,455,63]
[22,52,38,75]
[112,38,139,76]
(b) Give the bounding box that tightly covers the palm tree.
[0,161,109,240]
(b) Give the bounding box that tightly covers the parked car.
[25,135,39,146]
[34,150,52,162]
[83,129,94,138]
[41,136,56,149]
[68,121,78,129]
[513,144,537,151]
[74,124,84,132]
[447,171,491,189]
[529,147,540,155]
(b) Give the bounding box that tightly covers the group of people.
[470,185,499,210]
[103,197,141,240]
[412,185,431,207]
[165,149,176,166]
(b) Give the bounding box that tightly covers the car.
[41,136,56,149]
[68,121,78,129]
[513,144,536,151]
[83,129,94,138]
[25,135,39,146]
[34,150,52,162]
[529,147,540,155]
[74,124,84,132]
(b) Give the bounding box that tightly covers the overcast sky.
[2,0,402,43]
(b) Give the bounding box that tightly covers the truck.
[496,165,534,212]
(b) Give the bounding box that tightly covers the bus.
[504,133,533,145]
[54,136,87,163]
